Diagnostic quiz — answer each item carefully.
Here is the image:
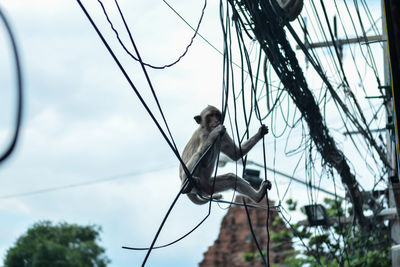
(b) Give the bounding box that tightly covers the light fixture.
[304,204,329,226]
[243,169,263,189]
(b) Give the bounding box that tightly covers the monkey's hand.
[265,179,272,190]
[258,125,269,137]
[210,124,226,139]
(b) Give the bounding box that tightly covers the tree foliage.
[271,198,391,267]
[4,221,110,267]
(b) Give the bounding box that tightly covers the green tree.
[271,198,391,267]
[4,221,111,267]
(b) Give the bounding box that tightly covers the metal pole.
[382,1,400,265]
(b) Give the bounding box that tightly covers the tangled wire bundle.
[228,0,367,225]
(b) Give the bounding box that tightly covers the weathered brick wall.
[199,196,292,267]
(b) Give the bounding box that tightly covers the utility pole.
[383,0,400,265]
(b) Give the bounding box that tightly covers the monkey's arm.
[181,125,224,179]
[221,125,268,161]
[179,139,207,192]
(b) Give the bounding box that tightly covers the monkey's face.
[205,111,221,131]
[194,105,222,131]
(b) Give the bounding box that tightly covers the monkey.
[179,105,271,205]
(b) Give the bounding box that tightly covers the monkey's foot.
[254,181,270,202]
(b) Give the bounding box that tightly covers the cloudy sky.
[0,0,384,266]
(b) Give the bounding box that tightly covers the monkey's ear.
[194,115,202,124]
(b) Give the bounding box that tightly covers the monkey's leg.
[181,175,202,193]
[204,173,268,203]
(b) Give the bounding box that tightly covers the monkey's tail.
[186,193,209,205]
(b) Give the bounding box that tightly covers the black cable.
[307,0,344,82]
[219,108,240,210]
[122,202,209,251]
[353,0,381,85]
[319,0,351,89]
[123,120,228,260]
[140,123,225,265]
[75,0,197,186]
[361,0,381,38]
[98,0,207,70]
[261,138,271,267]
[284,7,391,170]
[330,170,352,266]
[234,0,370,227]
[122,199,280,251]
[162,0,267,85]
[300,3,338,78]
[222,0,244,211]
[262,56,271,111]
[75,4,223,264]
[332,0,380,117]
[279,207,323,266]
[0,167,172,199]
[113,0,179,152]
[231,0,384,261]
[342,0,381,85]
[220,0,231,122]
[242,197,269,266]
[0,6,23,164]
[226,2,271,265]
[237,9,272,263]
[319,0,376,148]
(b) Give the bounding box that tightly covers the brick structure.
[199,196,292,266]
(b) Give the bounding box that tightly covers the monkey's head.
[194,105,222,131]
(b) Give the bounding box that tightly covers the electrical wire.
[227,0,384,255]
[280,206,323,265]
[98,0,207,70]
[226,1,274,265]
[319,0,377,147]
[112,0,179,153]
[332,0,380,117]
[342,0,381,85]
[0,6,23,164]
[286,6,391,171]
[0,166,174,200]
[75,3,225,265]
[76,0,194,185]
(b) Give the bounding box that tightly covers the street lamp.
[304,204,329,226]
[243,168,263,189]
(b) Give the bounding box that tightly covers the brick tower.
[199,196,292,266]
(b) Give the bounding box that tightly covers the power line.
[222,2,272,265]
[161,0,270,86]
[0,5,23,164]
[247,160,346,200]
[0,166,174,200]
[97,0,207,69]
